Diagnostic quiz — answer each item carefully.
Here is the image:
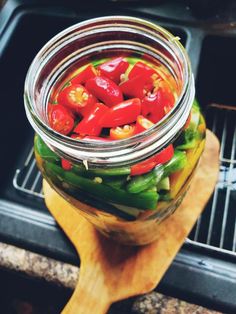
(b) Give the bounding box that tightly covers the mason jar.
[24,16,206,245]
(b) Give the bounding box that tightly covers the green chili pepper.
[126,165,164,194]
[102,176,128,189]
[176,139,197,150]
[72,164,131,177]
[176,103,200,150]
[193,98,200,110]
[163,150,187,176]
[34,135,60,162]
[126,150,187,194]
[45,162,158,210]
[158,192,172,202]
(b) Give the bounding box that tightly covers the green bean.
[45,162,158,210]
[163,150,187,177]
[126,165,164,194]
[34,135,60,162]
[72,164,130,177]
[126,150,187,194]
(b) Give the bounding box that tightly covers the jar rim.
[24,16,194,167]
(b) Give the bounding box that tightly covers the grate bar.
[24,147,34,166]
[221,157,236,164]
[31,171,42,193]
[193,215,202,241]
[233,219,236,252]
[211,109,218,134]
[219,126,236,248]
[186,238,236,257]
[21,159,36,189]
[206,110,227,245]
[13,148,44,199]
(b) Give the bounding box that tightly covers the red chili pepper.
[76,100,96,117]
[98,57,129,84]
[71,65,97,85]
[135,115,154,134]
[128,61,156,79]
[120,74,153,99]
[99,98,141,128]
[156,81,175,112]
[154,144,174,164]
[130,159,158,176]
[145,81,175,123]
[73,103,108,136]
[61,159,72,171]
[130,144,174,176]
[110,124,135,140]
[57,84,97,112]
[142,93,165,124]
[71,134,83,140]
[47,103,54,119]
[49,88,58,104]
[141,92,161,117]
[48,104,74,135]
[85,76,123,107]
[148,112,165,124]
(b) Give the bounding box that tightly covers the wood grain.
[43,130,219,314]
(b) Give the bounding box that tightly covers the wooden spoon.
[43,130,219,314]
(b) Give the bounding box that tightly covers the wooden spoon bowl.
[43,130,219,314]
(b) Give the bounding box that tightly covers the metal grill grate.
[188,104,236,256]
[13,104,236,257]
[13,147,44,199]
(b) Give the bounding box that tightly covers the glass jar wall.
[24,16,206,245]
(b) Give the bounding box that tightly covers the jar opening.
[24,16,194,168]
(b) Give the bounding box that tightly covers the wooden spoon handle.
[62,261,111,314]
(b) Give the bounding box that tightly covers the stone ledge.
[0,242,222,314]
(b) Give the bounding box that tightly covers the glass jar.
[24,16,206,245]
